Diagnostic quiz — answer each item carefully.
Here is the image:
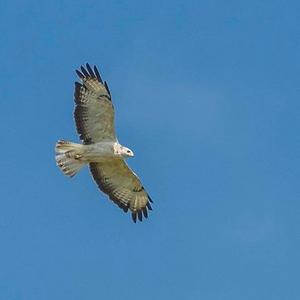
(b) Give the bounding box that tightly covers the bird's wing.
[74,63,116,144]
[89,160,153,222]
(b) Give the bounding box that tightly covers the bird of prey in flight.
[55,64,152,222]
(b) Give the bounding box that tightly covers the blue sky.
[1,0,300,299]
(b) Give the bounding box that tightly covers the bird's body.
[57,141,132,162]
[55,64,152,222]
[80,141,116,162]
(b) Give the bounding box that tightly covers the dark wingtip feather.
[138,211,143,222]
[104,81,111,95]
[142,207,148,218]
[148,195,153,203]
[80,66,89,77]
[146,202,153,210]
[93,66,103,83]
[76,70,84,78]
[86,63,95,78]
[132,212,137,223]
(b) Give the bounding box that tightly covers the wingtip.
[80,65,89,77]
[148,194,153,203]
[86,63,95,78]
[76,63,105,85]
[132,212,137,223]
[142,207,148,218]
[138,211,143,222]
[93,65,103,83]
[146,202,153,211]
[75,69,84,78]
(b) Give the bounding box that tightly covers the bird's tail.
[55,140,86,177]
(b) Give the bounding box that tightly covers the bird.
[55,63,152,222]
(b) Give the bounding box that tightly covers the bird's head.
[114,143,134,158]
[121,146,134,158]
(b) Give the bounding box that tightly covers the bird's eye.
[127,150,130,153]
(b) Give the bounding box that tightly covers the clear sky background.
[1,0,299,299]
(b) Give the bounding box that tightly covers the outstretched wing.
[89,161,153,222]
[74,63,116,144]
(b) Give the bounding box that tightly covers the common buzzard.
[55,64,152,222]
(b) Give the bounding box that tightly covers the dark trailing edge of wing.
[74,82,82,104]
[146,202,153,210]
[74,105,93,145]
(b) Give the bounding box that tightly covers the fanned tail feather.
[55,140,85,177]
